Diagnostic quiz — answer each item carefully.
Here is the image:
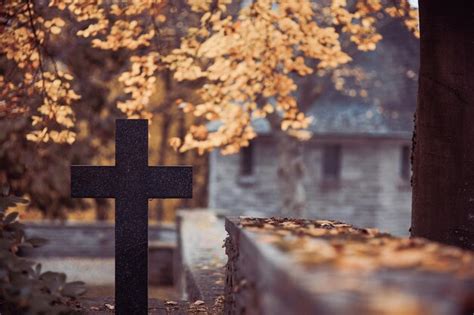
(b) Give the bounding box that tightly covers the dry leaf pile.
[239,217,474,277]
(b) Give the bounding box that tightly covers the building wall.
[208,136,412,236]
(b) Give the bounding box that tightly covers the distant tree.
[0,0,206,219]
[166,0,418,216]
[0,0,417,217]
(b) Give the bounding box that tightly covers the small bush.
[0,190,86,314]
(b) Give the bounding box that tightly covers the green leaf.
[27,237,49,248]
[10,258,35,273]
[0,239,12,250]
[4,212,19,224]
[3,221,26,239]
[0,193,79,314]
[1,184,10,196]
[19,242,33,249]
[40,271,64,294]
[62,281,87,297]
[0,196,29,213]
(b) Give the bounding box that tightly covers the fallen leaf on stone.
[257,234,280,244]
[337,256,377,271]
[239,217,474,276]
[368,289,424,315]
[315,220,335,228]
[379,249,423,268]
[281,221,300,229]
[361,228,380,237]
[104,303,115,310]
[263,223,276,230]
[306,227,329,237]
[275,229,291,236]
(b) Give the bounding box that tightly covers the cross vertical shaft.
[116,119,148,168]
[115,196,148,314]
[115,120,149,314]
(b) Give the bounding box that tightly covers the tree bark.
[268,114,306,217]
[264,71,326,218]
[411,0,474,249]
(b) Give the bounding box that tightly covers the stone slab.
[23,221,176,257]
[177,210,227,306]
[224,217,474,315]
[79,297,223,314]
[22,222,176,286]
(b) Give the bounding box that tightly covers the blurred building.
[207,19,419,236]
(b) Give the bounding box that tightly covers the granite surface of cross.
[70,119,192,315]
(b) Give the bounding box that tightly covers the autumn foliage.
[0,0,417,217]
[1,0,417,146]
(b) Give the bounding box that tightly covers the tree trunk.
[156,113,171,221]
[411,0,474,249]
[155,70,173,221]
[268,114,306,217]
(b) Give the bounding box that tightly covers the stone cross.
[70,119,192,314]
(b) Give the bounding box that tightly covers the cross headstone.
[70,119,192,314]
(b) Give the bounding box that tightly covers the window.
[322,144,341,180]
[240,143,254,176]
[401,145,411,180]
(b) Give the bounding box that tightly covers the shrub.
[0,190,86,314]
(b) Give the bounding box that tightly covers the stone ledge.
[79,297,223,314]
[224,217,474,315]
[23,221,176,257]
[22,222,177,286]
[177,210,227,307]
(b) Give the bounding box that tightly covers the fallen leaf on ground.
[104,303,115,310]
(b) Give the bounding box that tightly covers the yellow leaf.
[169,137,182,151]
[50,26,61,35]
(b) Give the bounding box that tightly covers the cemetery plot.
[225,217,474,315]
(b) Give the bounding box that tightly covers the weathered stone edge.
[224,217,474,315]
[224,217,330,314]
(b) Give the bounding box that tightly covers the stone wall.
[23,221,176,256]
[224,217,474,315]
[22,222,177,285]
[208,136,412,235]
